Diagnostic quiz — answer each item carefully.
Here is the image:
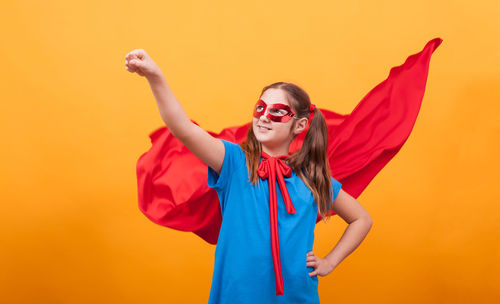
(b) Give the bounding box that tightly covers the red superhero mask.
[253,99,296,122]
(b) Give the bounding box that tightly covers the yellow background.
[1,0,499,303]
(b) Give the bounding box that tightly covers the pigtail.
[287,107,334,223]
[241,126,262,185]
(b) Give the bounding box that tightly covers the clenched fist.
[124,49,162,79]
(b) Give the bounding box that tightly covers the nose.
[260,106,273,119]
[259,112,271,122]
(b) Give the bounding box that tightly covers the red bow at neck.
[257,150,297,296]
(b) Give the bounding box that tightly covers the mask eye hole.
[270,108,287,116]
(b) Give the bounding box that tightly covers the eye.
[256,105,264,112]
[270,108,286,116]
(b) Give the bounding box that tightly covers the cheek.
[252,119,259,132]
[274,125,290,136]
[280,121,293,131]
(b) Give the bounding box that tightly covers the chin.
[254,134,276,147]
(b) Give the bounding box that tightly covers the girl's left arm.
[308,189,372,277]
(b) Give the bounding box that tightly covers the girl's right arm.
[125,49,224,174]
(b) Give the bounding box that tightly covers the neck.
[261,144,290,157]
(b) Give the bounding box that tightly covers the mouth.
[257,124,272,131]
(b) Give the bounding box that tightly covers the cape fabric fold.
[136,38,442,245]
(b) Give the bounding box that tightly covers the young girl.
[125,49,373,303]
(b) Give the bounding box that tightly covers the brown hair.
[240,82,334,223]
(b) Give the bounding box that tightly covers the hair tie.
[308,104,316,122]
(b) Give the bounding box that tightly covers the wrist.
[146,70,165,83]
[325,254,340,269]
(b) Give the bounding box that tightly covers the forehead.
[260,88,290,107]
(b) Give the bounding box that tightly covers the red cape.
[136,38,442,245]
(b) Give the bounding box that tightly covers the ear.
[293,117,308,135]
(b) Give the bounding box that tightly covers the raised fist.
[124,49,162,78]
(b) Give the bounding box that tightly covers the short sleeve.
[330,176,342,202]
[207,139,242,193]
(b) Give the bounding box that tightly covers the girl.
[125,49,373,303]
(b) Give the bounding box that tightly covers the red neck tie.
[257,151,297,296]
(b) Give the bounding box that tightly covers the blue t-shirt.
[206,139,342,304]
